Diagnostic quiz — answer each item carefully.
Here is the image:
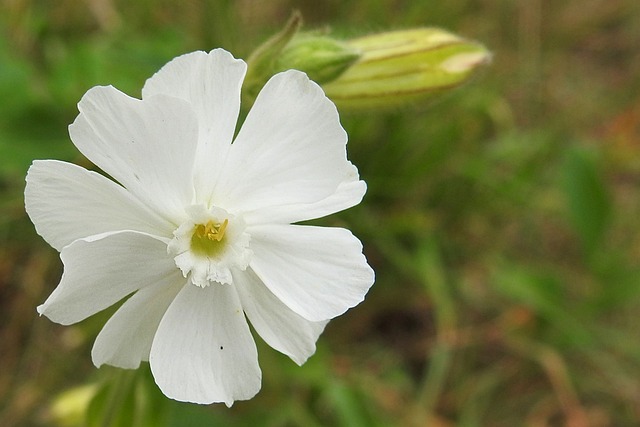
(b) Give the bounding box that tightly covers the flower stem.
[415,241,456,419]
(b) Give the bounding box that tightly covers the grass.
[1,0,639,425]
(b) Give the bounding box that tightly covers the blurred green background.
[1,1,640,426]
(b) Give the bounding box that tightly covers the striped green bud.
[322,28,491,110]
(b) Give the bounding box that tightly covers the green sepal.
[274,35,361,84]
[243,11,302,100]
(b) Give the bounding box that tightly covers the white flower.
[25,49,374,406]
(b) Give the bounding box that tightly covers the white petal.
[142,49,247,205]
[91,273,185,369]
[37,231,176,325]
[234,268,327,365]
[149,283,261,405]
[68,86,198,220]
[248,225,375,322]
[244,168,367,225]
[25,160,174,251]
[214,70,353,214]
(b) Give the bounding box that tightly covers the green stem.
[416,241,456,417]
[100,368,136,427]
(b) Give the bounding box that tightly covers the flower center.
[190,219,228,256]
[168,205,252,288]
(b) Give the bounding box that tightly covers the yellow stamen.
[191,219,229,256]
[198,219,228,242]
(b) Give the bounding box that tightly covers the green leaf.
[492,263,593,347]
[562,147,611,253]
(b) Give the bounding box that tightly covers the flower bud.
[322,28,491,110]
[274,36,361,84]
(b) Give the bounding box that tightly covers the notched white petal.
[150,283,261,405]
[69,85,199,220]
[142,49,247,205]
[248,224,375,322]
[235,268,327,365]
[215,70,353,214]
[91,274,185,369]
[25,160,173,251]
[38,231,176,325]
[243,163,367,225]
